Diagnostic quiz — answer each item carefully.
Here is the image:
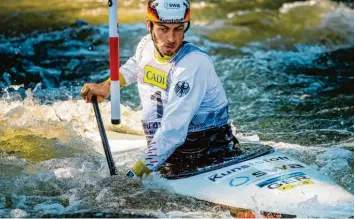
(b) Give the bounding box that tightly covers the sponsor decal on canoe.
[251,164,305,178]
[206,156,291,183]
[227,165,306,187]
[256,172,305,187]
[266,174,314,191]
[229,176,250,187]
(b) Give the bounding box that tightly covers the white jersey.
[120,35,229,171]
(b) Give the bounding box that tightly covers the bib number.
[151,91,163,118]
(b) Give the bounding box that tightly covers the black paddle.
[92,96,118,176]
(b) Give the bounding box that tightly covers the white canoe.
[106,132,354,218]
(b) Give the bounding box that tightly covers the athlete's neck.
[154,49,175,63]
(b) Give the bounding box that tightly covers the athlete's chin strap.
[149,21,190,59]
[149,21,164,57]
[184,21,190,33]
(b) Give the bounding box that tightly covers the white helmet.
[146,0,191,24]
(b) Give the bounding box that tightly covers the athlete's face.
[148,21,185,56]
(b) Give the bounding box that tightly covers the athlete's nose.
[167,30,176,44]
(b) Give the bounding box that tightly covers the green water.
[1,0,344,48]
[0,127,79,163]
[0,0,144,37]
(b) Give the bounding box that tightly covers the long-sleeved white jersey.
[120,35,229,171]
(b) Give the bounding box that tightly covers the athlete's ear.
[146,20,152,32]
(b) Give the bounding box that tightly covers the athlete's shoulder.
[172,43,216,80]
[135,34,153,58]
[174,42,213,66]
[181,42,208,55]
[138,34,152,48]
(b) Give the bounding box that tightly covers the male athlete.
[81,0,239,178]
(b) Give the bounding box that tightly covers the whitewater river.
[0,0,353,217]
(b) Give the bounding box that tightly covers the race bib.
[144,65,168,89]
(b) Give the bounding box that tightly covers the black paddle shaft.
[92,96,118,176]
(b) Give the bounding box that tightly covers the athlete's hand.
[80,82,110,103]
[127,160,152,178]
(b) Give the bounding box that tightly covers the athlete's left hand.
[127,160,152,178]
